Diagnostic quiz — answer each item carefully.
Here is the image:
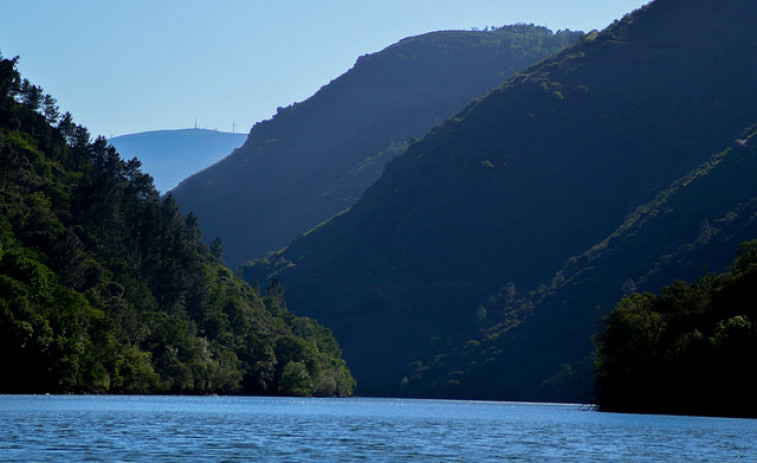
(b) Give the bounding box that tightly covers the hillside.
[0,54,354,396]
[109,129,246,193]
[401,125,757,402]
[172,25,582,268]
[243,0,757,397]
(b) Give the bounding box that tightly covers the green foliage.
[594,242,757,417]
[0,54,354,396]
[278,361,312,396]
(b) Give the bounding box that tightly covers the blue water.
[1,396,755,462]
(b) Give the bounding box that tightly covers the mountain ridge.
[109,128,246,193]
[172,25,583,268]
[243,0,757,397]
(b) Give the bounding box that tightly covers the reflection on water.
[1,396,755,462]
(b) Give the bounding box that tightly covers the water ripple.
[1,396,755,462]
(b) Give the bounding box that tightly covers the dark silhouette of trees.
[595,241,757,417]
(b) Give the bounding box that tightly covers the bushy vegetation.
[0,53,354,396]
[595,241,757,417]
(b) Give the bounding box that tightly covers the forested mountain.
[243,0,757,398]
[401,124,757,403]
[172,25,582,268]
[0,54,354,396]
[109,129,246,193]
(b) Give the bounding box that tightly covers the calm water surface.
[1,395,755,462]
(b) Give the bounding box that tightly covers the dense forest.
[173,25,582,268]
[595,241,757,418]
[243,0,757,400]
[0,53,354,396]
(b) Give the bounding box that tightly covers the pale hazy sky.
[1,0,649,138]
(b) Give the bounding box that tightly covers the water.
[1,396,755,462]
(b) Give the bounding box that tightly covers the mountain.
[172,25,583,268]
[0,54,354,396]
[242,0,757,398]
[109,129,246,193]
[402,124,757,403]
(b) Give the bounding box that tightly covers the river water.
[1,395,754,462]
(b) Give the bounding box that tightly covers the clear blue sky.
[1,0,649,138]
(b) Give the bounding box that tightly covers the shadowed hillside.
[243,0,757,398]
[402,124,757,403]
[172,25,582,268]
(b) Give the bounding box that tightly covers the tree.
[19,79,42,110]
[210,237,224,261]
[733,240,757,275]
[0,54,20,99]
[43,94,59,124]
[278,361,312,396]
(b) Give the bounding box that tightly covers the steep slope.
[0,54,354,396]
[172,26,582,267]
[402,125,757,402]
[109,129,245,193]
[243,0,757,396]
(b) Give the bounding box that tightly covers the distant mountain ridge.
[172,25,583,267]
[109,129,246,193]
[243,0,757,398]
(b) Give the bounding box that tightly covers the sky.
[1,0,649,139]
